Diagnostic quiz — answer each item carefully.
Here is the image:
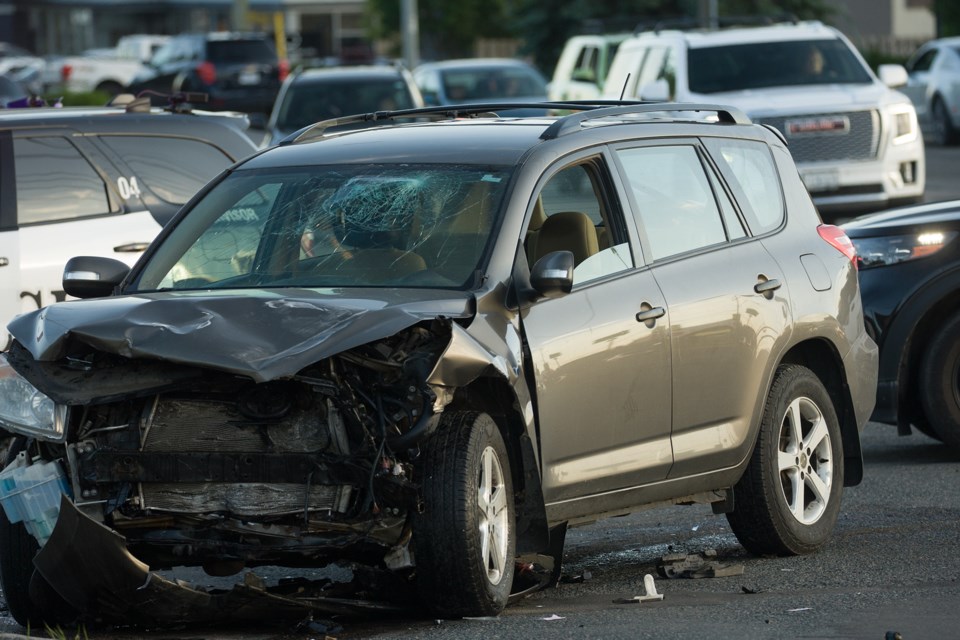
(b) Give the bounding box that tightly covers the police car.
[0,99,258,348]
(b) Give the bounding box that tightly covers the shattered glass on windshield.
[135,165,511,291]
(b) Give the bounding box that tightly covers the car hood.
[842,200,960,235]
[688,82,905,118]
[8,288,475,382]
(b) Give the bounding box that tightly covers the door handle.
[754,278,782,295]
[113,242,150,253]
[636,304,666,323]
[0,257,8,267]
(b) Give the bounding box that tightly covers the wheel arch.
[878,272,960,431]
[778,338,863,486]
[446,376,550,554]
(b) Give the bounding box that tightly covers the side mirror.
[878,64,908,88]
[247,112,267,130]
[63,256,130,299]
[530,250,574,299]
[638,78,670,101]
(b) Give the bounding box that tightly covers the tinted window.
[617,145,727,261]
[704,138,784,234]
[99,136,234,205]
[207,40,276,64]
[441,66,547,100]
[688,38,873,93]
[907,48,938,73]
[277,77,417,130]
[14,137,112,224]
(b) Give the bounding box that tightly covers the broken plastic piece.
[657,551,744,579]
[631,574,664,602]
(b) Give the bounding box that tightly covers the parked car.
[264,65,423,146]
[0,42,45,86]
[842,200,960,450]
[59,34,170,96]
[0,101,876,627]
[128,32,287,117]
[901,37,960,146]
[0,74,27,105]
[549,33,629,102]
[0,102,258,350]
[602,20,925,221]
[413,58,548,115]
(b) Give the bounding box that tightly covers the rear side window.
[704,138,784,235]
[207,40,276,64]
[277,78,416,130]
[99,136,234,205]
[616,144,727,261]
[14,136,113,224]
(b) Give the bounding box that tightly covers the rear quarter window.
[703,138,784,235]
[98,136,234,205]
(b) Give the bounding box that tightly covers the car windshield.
[133,164,511,292]
[441,65,547,100]
[688,38,873,93]
[207,39,276,64]
[275,77,417,131]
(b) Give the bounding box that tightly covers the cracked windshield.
[135,164,512,291]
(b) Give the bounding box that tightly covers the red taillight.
[818,224,857,268]
[60,64,72,81]
[279,59,290,82]
[197,61,217,85]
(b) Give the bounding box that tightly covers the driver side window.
[526,160,634,286]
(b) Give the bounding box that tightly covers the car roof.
[0,105,246,129]
[632,20,840,48]
[246,102,758,168]
[293,66,407,82]
[417,58,540,71]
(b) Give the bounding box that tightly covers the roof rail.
[633,13,800,35]
[279,101,751,146]
[539,102,751,140]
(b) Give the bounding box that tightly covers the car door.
[903,46,939,121]
[12,131,161,322]
[612,139,790,478]
[0,130,21,349]
[519,153,673,508]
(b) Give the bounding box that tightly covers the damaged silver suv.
[0,102,877,627]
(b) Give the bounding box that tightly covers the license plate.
[801,169,840,193]
[238,71,261,86]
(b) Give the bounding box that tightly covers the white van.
[549,34,629,102]
[602,20,925,219]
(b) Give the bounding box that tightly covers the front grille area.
[756,110,880,163]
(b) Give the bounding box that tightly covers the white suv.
[602,20,925,221]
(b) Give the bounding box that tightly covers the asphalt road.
[1,141,959,640]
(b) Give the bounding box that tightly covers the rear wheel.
[727,364,844,556]
[931,97,958,146]
[919,312,960,450]
[413,411,515,618]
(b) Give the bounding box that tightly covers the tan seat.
[532,211,599,267]
[524,197,548,262]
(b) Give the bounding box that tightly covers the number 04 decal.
[117,176,142,200]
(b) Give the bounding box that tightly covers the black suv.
[843,200,960,450]
[128,32,286,117]
[0,101,258,350]
[0,102,876,627]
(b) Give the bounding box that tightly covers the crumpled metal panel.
[7,288,474,384]
[35,496,403,625]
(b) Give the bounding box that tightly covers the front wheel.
[919,312,960,450]
[727,364,844,556]
[413,411,515,618]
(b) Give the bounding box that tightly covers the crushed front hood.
[8,288,474,382]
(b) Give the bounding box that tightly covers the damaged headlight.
[0,354,66,441]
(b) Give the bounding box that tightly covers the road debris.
[541,614,566,621]
[656,550,745,579]
[614,573,664,604]
[559,570,593,584]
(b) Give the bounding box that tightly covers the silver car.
[0,101,877,627]
[903,37,960,145]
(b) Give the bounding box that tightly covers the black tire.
[919,312,960,450]
[931,97,958,146]
[727,364,844,556]
[0,507,42,627]
[413,411,516,618]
